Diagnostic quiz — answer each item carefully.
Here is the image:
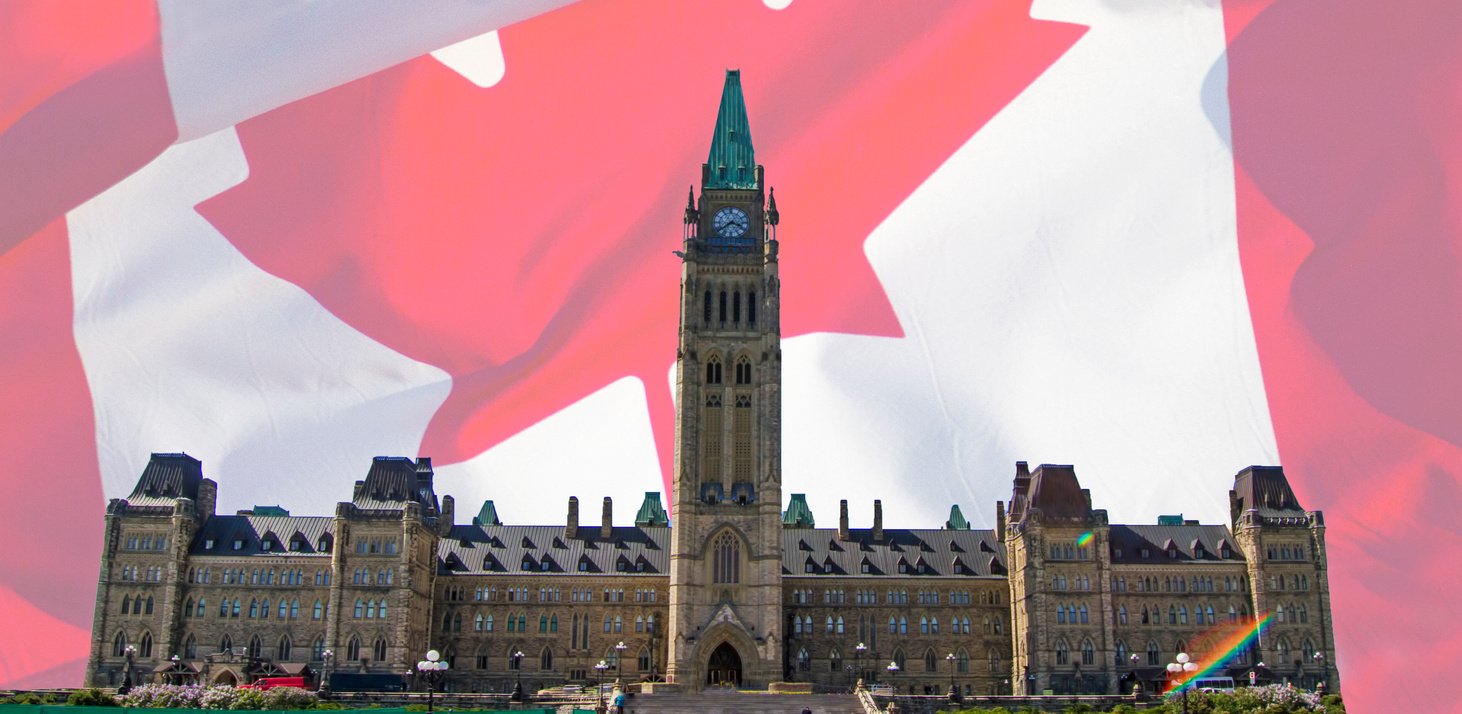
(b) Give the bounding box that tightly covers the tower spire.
[705,69,756,189]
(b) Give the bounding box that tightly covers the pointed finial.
[767,187,780,226]
[684,185,698,225]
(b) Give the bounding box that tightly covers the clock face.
[713,206,749,238]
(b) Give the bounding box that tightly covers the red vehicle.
[240,676,309,690]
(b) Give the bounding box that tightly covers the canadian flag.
[1,2,1456,711]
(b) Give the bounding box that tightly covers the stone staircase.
[620,688,865,714]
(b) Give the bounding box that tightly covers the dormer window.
[204,539,216,550]
[232,539,244,551]
[261,540,272,551]
[1140,548,1150,559]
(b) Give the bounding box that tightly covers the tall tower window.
[712,532,740,584]
[719,291,728,323]
[706,356,722,385]
[704,291,712,326]
[733,394,753,481]
[748,291,756,326]
[733,291,741,323]
[702,394,723,483]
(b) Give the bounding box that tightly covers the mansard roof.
[1231,465,1308,521]
[781,528,1007,578]
[352,456,440,516]
[1107,524,1243,564]
[437,524,669,576]
[189,515,335,557]
[1024,464,1090,522]
[123,452,204,507]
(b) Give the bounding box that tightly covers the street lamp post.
[1128,652,1141,695]
[319,649,334,695]
[853,643,867,689]
[119,644,138,694]
[886,661,899,694]
[593,660,609,713]
[510,650,526,701]
[614,641,626,686]
[169,655,181,685]
[945,653,960,703]
[1166,652,1198,714]
[416,649,449,714]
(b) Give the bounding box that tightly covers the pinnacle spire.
[705,69,757,189]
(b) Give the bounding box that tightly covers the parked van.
[1193,676,1236,693]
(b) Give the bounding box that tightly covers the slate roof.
[123,452,204,508]
[352,456,440,516]
[1231,465,1308,520]
[437,525,670,576]
[1025,464,1090,522]
[781,528,1007,578]
[1107,525,1243,565]
[189,515,335,557]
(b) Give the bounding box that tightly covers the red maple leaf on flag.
[199,0,1086,489]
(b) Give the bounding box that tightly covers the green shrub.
[310,702,346,710]
[67,688,120,707]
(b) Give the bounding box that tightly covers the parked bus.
[1192,676,1236,692]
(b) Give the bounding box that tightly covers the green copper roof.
[634,492,670,528]
[251,505,289,517]
[782,493,815,528]
[473,500,501,527]
[705,69,757,189]
[945,505,969,530]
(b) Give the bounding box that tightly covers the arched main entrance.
[707,643,742,687]
[212,669,238,686]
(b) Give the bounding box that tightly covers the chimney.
[438,494,455,536]
[838,500,850,541]
[872,500,884,542]
[601,497,613,540]
[996,501,1006,541]
[566,497,579,539]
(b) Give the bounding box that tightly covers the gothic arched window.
[748,291,756,326]
[735,356,752,385]
[373,637,387,662]
[712,532,740,584]
[347,636,361,662]
[706,356,723,385]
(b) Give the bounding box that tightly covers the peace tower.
[664,69,785,688]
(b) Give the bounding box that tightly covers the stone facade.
[85,71,1339,698]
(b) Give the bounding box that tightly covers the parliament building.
[86,71,1339,698]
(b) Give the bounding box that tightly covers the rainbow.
[1076,531,1094,547]
[1163,612,1273,696]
